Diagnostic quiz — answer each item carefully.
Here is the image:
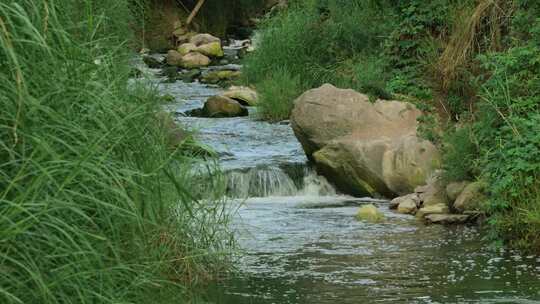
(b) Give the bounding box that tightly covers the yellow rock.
[177,43,197,56]
[195,41,224,58]
[356,204,385,223]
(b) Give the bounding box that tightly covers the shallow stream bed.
[140,60,540,303]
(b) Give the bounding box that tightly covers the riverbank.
[242,0,540,252]
[0,1,232,303]
[140,30,540,303]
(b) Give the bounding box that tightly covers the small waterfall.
[226,165,336,198]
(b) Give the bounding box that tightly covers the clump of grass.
[0,1,232,303]
[256,68,303,121]
[243,0,395,121]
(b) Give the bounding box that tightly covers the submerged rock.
[424,214,471,225]
[201,70,241,84]
[203,96,248,118]
[223,86,258,106]
[143,55,163,69]
[416,204,449,219]
[179,69,201,82]
[356,204,385,223]
[291,84,440,197]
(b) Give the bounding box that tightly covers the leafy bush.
[0,1,231,303]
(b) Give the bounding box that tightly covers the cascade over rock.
[291,84,441,197]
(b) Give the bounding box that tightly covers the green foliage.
[257,68,303,121]
[441,126,478,182]
[244,0,396,119]
[0,0,232,303]
[450,0,540,250]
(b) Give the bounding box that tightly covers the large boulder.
[291,84,441,197]
[424,214,471,225]
[180,52,210,69]
[202,96,248,118]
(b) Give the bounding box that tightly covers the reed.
[0,0,232,303]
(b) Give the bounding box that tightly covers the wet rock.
[183,108,203,117]
[416,204,449,219]
[203,96,248,118]
[291,84,441,197]
[223,86,258,106]
[176,32,197,45]
[143,55,163,68]
[160,66,179,79]
[201,70,241,84]
[454,181,487,212]
[190,33,220,46]
[180,52,211,69]
[446,181,470,202]
[179,69,201,82]
[418,173,449,207]
[166,50,183,66]
[397,195,419,215]
[178,43,197,56]
[356,204,385,223]
[424,214,471,225]
[195,41,224,58]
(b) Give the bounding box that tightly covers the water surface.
[140,59,540,304]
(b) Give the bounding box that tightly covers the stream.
[138,56,540,304]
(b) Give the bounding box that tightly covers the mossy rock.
[356,204,385,223]
[201,70,241,84]
[178,43,197,56]
[195,41,224,58]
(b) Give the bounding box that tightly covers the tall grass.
[243,0,395,121]
[0,0,232,303]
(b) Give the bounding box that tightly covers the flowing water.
[138,58,540,303]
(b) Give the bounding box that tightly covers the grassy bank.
[0,1,232,303]
[245,0,540,251]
